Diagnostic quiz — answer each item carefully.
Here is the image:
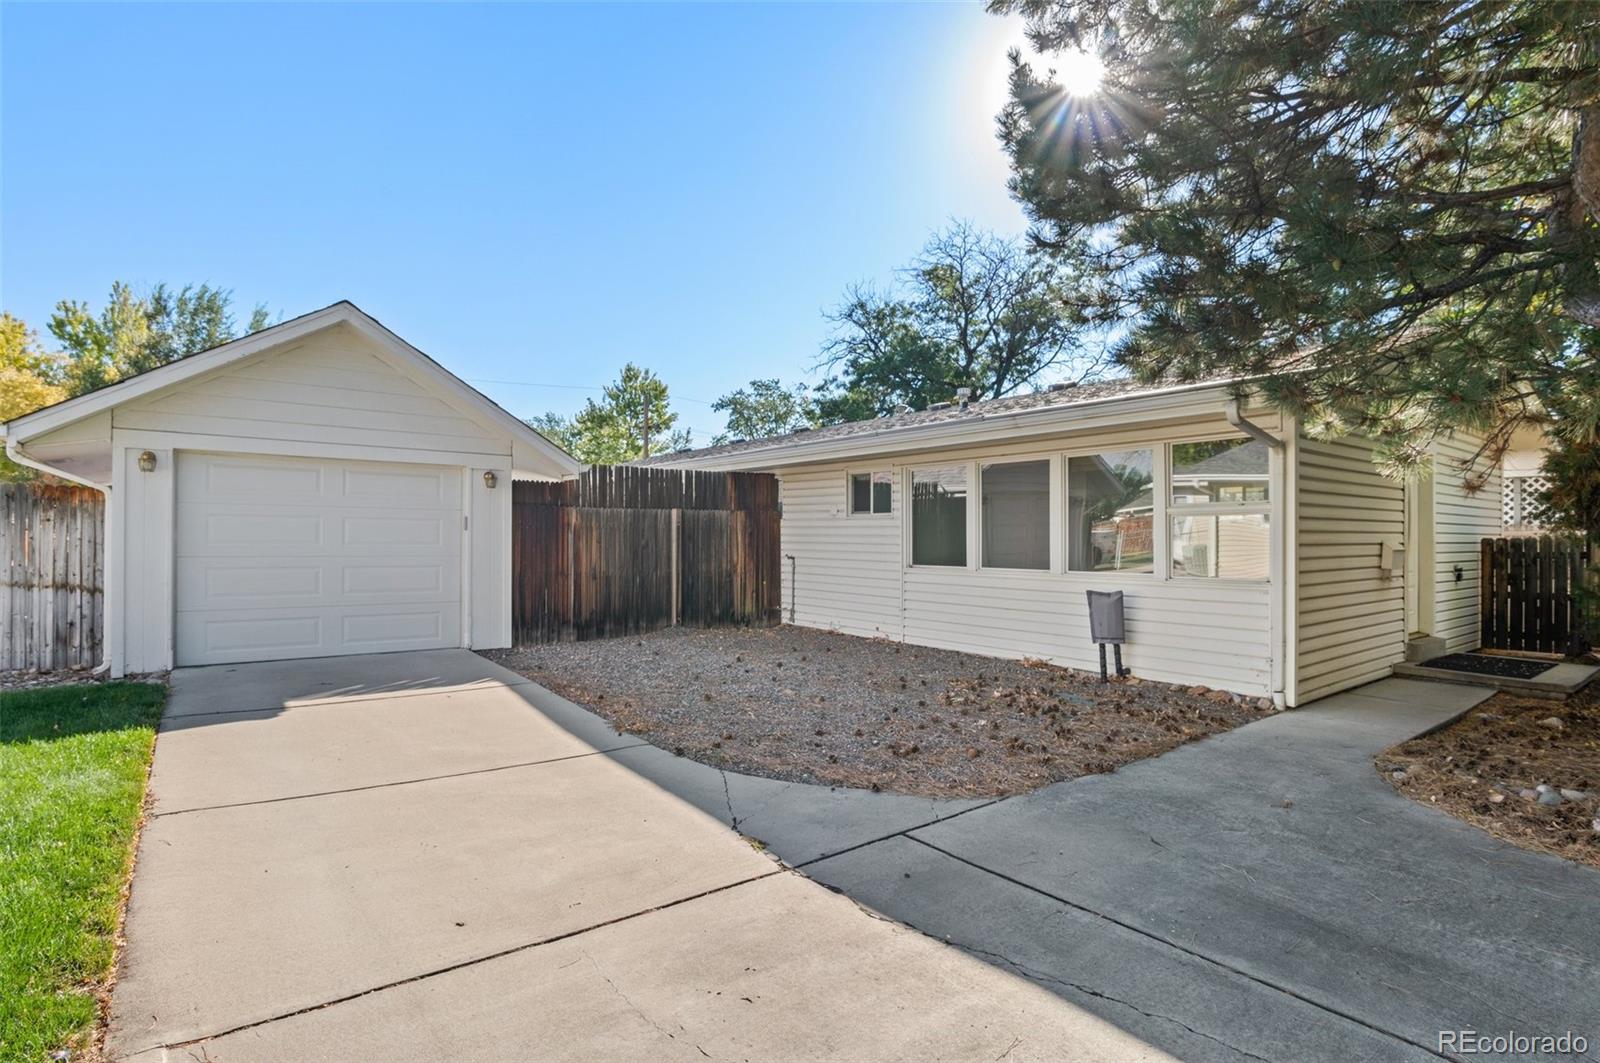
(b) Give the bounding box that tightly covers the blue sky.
[2,2,1033,441]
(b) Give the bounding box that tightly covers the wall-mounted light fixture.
[137,450,157,473]
[482,470,498,489]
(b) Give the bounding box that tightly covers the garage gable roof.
[1,300,583,476]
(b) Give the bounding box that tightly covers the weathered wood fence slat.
[512,466,781,645]
[1480,535,1592,655]
[2,483,105,671]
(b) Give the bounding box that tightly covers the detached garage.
[1,301,582,676]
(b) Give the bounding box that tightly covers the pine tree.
[992,0,1600,486]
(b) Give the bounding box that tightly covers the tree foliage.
[3,284,274,480]
[816,221,1097,422]
[991,0,1600,489]
[48,282,272,395]
[529,363,691,464]
[0,315,67,480]
[711,379,818,444]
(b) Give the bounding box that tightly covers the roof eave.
[0,301,585,479]
[657,380,1252,471]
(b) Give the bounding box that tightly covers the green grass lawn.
[0,682,164,1063]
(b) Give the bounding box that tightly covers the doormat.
[1420,653,1557,680]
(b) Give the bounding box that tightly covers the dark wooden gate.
[512,466,781,644]
[1480,535,1593,654]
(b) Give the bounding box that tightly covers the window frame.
[1166,437,1273,582]
[977,456,1054,572]
[906,461,972,569]
[845,468,893,517]
[1062,444,1159,578]
[894,429,1277,587]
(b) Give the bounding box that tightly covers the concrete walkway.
[798,679,1600,1062]
[467,670,1600,1061]
[110,651,1154,1062]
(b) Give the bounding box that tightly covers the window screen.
[911,466,967,566]
[981,460,1049,570]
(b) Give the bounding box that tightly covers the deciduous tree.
[0,314,67,479]
[816,221,1096,422]
[711,379,818,444]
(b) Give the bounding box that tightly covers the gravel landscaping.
[1379,678,1599,869]
[485,626,1275,798]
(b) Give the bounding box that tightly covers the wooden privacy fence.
[2,483,105,671]
[1480,534,1594,654]
[513,465,781,644]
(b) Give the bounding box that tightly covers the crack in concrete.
[158,678,544,722]
[133,868,786,1058]
[153,743,651,817]
[582,950,705,1055]
[902,835,1455,1062]
[831,888,1271,1063]
[720,770,739,831]
[953,939,1277,1063]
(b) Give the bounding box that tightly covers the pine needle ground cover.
[488,626,1272,798]
[1379,682,1599,870]
[0,682,165,1062]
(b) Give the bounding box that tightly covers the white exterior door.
[175,452,464,666]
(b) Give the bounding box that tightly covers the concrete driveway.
[109,651,1158,1063]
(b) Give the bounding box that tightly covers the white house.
[645,380,1503,707]
[1,301,582,677]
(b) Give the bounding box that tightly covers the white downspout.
[1223,399,1284,453]
[1223,401,1290,708]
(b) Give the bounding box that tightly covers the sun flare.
[1053,48,1106,97]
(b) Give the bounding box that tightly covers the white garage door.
[175,452,464,666]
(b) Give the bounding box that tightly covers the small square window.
[849,471,892,515]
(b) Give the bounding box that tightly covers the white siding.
[113,322,510,460]
[775,413,1280,697]
[1293,434,1406,704]
[1433,433,1501,652]
[900,567,1271,692]
[780,466,903,637]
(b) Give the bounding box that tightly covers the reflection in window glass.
[1067,450,1154,572]
[850,473,872,514]
[1170,438,1270,506]
[850,471,892,514]
[981,461,1049,570]
[1172,513,1270,579]
[912,466,967,566]
[872,470,892,514]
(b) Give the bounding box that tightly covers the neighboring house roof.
[1,300,584,478]
[642,375,1249,471]
[1172,438,1271,480]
